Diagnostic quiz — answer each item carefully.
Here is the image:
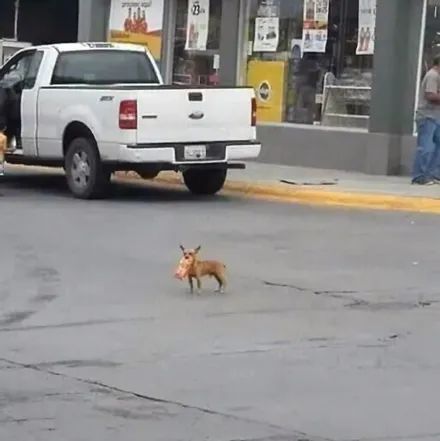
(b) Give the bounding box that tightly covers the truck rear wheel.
[183,168,227,195]
[65,137,110,199]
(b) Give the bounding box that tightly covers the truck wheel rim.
[71,151,90,189]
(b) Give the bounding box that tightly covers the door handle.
[189,111,204,120]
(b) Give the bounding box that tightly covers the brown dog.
[178,245,227,294]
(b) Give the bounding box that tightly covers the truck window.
[0,50,37,90]
[51,50,159,85]
[23,51,43,89]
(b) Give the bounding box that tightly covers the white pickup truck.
[0,42,261,199]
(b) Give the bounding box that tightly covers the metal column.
[369,0,425,135]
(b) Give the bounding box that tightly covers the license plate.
[184,145,206,160]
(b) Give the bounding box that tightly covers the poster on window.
[302,0,329,53]
[185,0,210,51]
[108,0,164,60]
[356,0,376,55]
[253,17,280,52]
[256,0,280,18]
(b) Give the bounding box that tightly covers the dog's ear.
[179,244,185,253]
[195,245,201,254]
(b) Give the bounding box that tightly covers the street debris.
[280,179,338,186]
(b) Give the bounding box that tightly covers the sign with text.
[185,0,210,51]
[108,0,164,60]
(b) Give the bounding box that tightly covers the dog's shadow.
[183,289,230,299]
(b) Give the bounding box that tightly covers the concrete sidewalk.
[228,162,440,198]
[154,162,440,213]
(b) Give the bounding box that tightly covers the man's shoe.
[412,178,435,185]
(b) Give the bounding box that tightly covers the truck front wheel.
[65,137,110,199]
[182,168,227,195]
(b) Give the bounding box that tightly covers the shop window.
[0,0,15,40]
[173,0,222,85]
[244,0,375,128]
[17,0,79,45]
[419,1,440,79]
[414,1,440,133]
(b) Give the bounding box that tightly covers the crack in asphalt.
[343,432,440,441]
[231,436,315,441]
[206,308,299,318]
[262,280,438,311]
[263,281,310,292]
[346,300,437,311]
[262,280,364,304]
[0,310,36,327]
[262,280,359,298]
[0,417,55,424]
[0,316,155,333]
[33,359,122,369]
[0,357,321,440]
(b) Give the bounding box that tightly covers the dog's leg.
[214,274,224,293]
[213,272,226,293]
[196,276,202,295]
[188,276,194,294]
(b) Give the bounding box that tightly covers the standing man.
[412,56,440,185]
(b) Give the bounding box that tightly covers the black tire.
[138,172,159,180]
[183,168,227,195]
[135,165,160,180]
[65,137,110,199]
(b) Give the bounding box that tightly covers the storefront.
[242,0,374,128]
[76,0,432,175]
[1,0,79,46]
[0,0,79,63]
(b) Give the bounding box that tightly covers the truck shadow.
[0,171,234,204]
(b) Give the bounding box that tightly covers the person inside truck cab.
[0,85,13,153]
[0,59,27,149]
[0,49,43,150]
[0,87,8,173]
[0,88,8,133]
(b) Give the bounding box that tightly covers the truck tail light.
[251,97,257,127]
[119,100,137,129]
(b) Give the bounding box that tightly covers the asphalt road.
[1,169,440,441]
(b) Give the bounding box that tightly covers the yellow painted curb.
[7,166,440,214]
[116,171,440,214]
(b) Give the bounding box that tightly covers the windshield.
[51,50,159,85]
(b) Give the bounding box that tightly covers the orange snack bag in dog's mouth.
[174,256,191,280]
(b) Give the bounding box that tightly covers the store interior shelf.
[321,74,371,129]
[323,113,369,119]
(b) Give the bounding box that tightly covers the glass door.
[172,0,222,85]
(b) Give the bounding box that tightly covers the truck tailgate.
[135,87,255,144]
